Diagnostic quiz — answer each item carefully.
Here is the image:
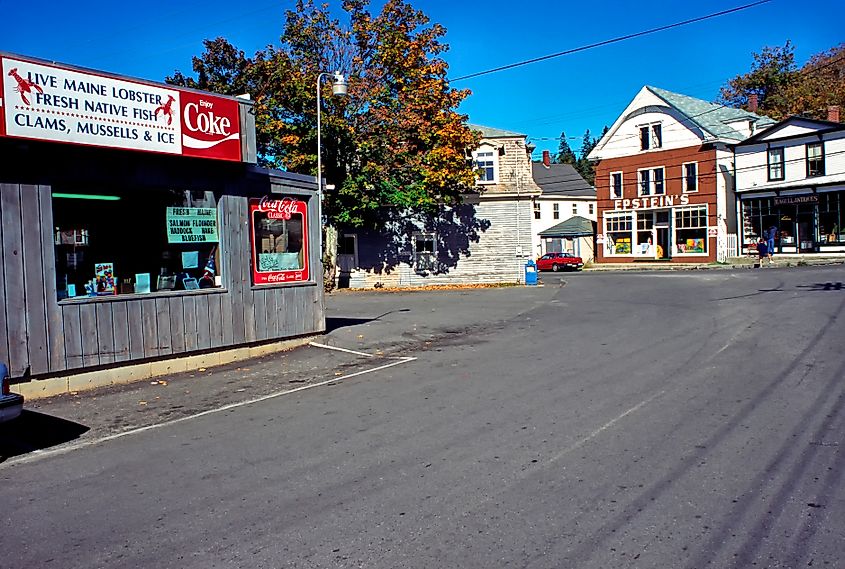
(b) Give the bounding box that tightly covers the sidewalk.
[584,254,845,272]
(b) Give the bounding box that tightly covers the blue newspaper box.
[524,259,538,286]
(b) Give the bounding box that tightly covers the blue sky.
[3,0,842,160]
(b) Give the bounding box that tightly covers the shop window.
[819,193,843,243]
[250,196,309,284]
[807,142,825,177]
[533,202,541,220]
[674,205,708,254]
[414,232,436,272]
[610,172,623,198]
[683,162,698,193]
[553,203,560,220]
[768,147,785,181]
[52,188,222,300]
[604,212,632,255]
[636,211,654,255]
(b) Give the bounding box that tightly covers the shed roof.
[538,215,595,238]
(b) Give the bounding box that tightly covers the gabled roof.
[468,123,526,139]
[735,114,845,146]
[531,163,595,197]
[646,86,776,142]
[538,216,595,238]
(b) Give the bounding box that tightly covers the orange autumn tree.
[169,1,479,258]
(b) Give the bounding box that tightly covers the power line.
[451,0,773,82]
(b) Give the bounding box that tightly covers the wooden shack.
[0,53,324,390]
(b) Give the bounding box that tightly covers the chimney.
[748,93,758,113]
[828,105,840,123]
[542,150,550,167]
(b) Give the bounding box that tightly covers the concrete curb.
[17,336,318,401]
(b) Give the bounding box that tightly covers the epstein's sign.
[0,55,241,162]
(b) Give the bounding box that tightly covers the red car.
[536,252,583,272]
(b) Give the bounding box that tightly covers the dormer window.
[640,123,662,151]
[473,147,498,183]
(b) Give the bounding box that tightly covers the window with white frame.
[640,123,662,151]
[473,149,497,183]
[604,212,633,255]
[683,162,698,193]
[533,201,541,220]
[553,203,560,219]
[572,204,578,215]
[414,232,436,272]
[767,147,785,181]
[674,205,708,254]
[610,172,623,198]
[807,142,825,177]
[589,203,594,215]
[638,167,665,196]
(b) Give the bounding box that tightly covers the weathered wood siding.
[0,177,324,381]
[348,196,534,288]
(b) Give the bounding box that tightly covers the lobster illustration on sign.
[7,68,43,106]
[154,95,176,126]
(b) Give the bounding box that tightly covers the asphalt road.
[2,266,844,568]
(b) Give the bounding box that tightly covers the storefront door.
[797,214,816,252]
[656,226,671,259]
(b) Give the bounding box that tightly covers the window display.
[52,187,222,300]
[250,196,310,284]
[605,212,632,255]
[674,206,708,254]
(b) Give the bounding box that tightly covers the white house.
[530,150,596,261]
[733,107,845,254]
[336,124,540,288]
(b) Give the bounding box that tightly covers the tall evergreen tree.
[555,131,577,165]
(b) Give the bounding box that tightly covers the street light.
[316,71,348,265]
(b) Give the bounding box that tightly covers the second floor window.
[572,204,578,215]
[807,142,825,177]
[475,151,496,182]
[533,202,541,219]
[553,203,560,219]
[589,203,594,215]
[768,147,785,181]
[638,167,665,196]
[683,162,698,193]
[610,172,623,198]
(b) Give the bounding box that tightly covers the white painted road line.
[309,341,377,358]
[1,346,417,469]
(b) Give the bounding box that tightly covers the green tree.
[718,41,845,121]
[555,131,576,165]
[169,0,479,287]
[575,128,606,186]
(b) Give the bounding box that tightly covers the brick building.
[587,86,774,263]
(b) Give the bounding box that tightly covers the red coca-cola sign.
[180,90,241,161]
[250,196,310,285]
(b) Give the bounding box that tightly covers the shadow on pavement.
[325,308,411,334]
[0,410,89,463]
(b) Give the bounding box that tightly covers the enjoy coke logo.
[179,91,241,161]
[184,101,232,136]
[258,196,303,220]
